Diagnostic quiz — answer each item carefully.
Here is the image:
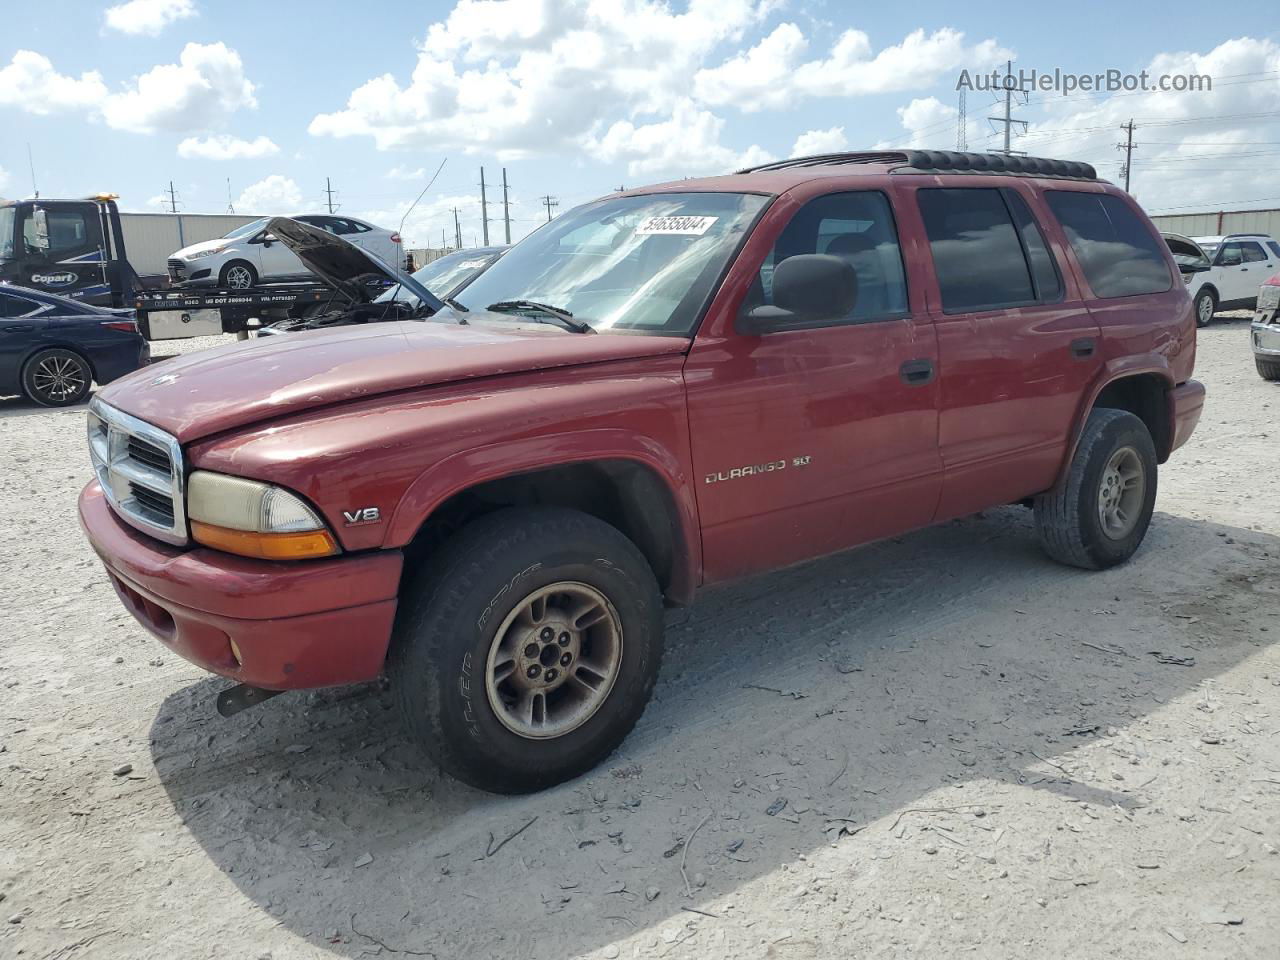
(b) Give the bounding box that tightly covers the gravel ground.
[1,316,1277,960]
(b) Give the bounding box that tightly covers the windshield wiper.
[486,300,593,334]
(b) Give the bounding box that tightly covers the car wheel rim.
[484,581,623,740]
[227,267,252,289]
[1097,446,1145,540]
[32,355,86,401]
[1198,296,1213,323]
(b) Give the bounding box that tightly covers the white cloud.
[0,51,108,114]
[587,99,769,177]
[235,175,303,213]
[104,0,196,36]
[695,26,1010,112]
[102,42,256,134]
[177,134,279,159]
[1009,37,1280,211]
[386,165,428,180]
[309,0,772,156]
[870,96,958,149]
[792,126,849,157]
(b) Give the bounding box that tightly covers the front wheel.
[1034,408,1158,570]
[1194,288,1216,328]
[22,348,93,406]
[1257,356,1280,381]
[219,260,258,290]
[390,506,664,793]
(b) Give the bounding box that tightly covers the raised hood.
[97,321,689,442]
[266,217,444,311]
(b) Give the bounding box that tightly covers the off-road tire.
[218,260,258,290]
[1034,408,1158,570]
[389,506,664,793]
[1194,288,1217,328]
[21,347,93,406]
[1257,356,1280,381]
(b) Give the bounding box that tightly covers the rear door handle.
[1070,337,1096,359]
[899,358,934,386]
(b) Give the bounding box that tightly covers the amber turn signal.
[191,521,339,560]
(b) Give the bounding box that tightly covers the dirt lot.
[2,317,1277,960]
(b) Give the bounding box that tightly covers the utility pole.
[956,89,967,150]
[479,167,490,245]
[501,167,512,244]
[324,177,338,214]
[541,194,558,222]
[453,206,462,248]
[165,180,180,213]
[1117,119,1138,193]
[987,61,1028,154]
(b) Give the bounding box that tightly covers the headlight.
[1258,285,1280,310]
[187,471,339,559]
[186,246,226,261]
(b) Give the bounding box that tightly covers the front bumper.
[78,481,403,690]
[1252,313,1280,358]
[1169,379,1206,456]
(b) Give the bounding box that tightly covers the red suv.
[79,150,1205,792]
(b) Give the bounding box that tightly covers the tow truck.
[0,194,383,341]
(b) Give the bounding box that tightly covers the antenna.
[225,177,235,214]
[397,158,447,247]
[26,142,39,198]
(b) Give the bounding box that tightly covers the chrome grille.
[88,398,187,545]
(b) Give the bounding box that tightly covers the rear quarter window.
[1045,192,1172,298]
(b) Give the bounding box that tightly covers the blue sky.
[2,0,1278,247]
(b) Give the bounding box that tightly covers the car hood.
[174,238,231,259]
[97,321,690,442]
[266,217,443,311]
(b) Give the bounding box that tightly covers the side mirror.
[31,208,50,250]
[738,254,858,335]
[1178,262,1210,275]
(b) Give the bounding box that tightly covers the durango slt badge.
[31,271,78,287]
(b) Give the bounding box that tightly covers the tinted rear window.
[917,188,1036,312]
[1045,192,1171,298]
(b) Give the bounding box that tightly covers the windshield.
[375,247,503,307]
[222,218,267,240]
[450,192,769,334]
[0,205,15,260]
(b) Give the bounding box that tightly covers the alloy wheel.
[32,354,88,403]
[1097,445,1145,539]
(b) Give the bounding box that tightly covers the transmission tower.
[957,89,967,150]
[987,61,1029,155]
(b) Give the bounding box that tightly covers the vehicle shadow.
[148,506,1278,959]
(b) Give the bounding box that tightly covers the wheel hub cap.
[1097,446,1145,540]
[484,582,623,740]
[33,356,85,400]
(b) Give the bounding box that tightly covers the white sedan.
[167,214,402,289]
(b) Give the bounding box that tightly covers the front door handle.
[899,358,934,386]
[1070,337,1096,359]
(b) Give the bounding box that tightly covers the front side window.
[0,206,15,260]
[917,187,1047,312]
[754,190,908,322]
[452,192,768,335]
[1045,191,1172,298]
[223,218,268,240]
[1216,242,1244,266]
[20,207,97,260]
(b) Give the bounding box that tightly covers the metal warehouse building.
[1150,207,1280,239]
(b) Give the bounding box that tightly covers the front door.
[684,188,942,583]
[10,203,110,302]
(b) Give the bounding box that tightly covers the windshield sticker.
[634,215,718,236]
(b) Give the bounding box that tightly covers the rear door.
[1212,241,1255,304]
[908,183,1101,518]
[1240,241,1275,304]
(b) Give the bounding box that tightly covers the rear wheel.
[1034,409,1158,570]
[21,348,92,406]
[1194,288,1216,327]
[389,506,664,793]
[1257,356,1280,381]
[219,260,258,290]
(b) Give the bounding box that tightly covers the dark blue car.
[0,283,149,406]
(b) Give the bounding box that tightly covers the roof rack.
[737,150,1098,181]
